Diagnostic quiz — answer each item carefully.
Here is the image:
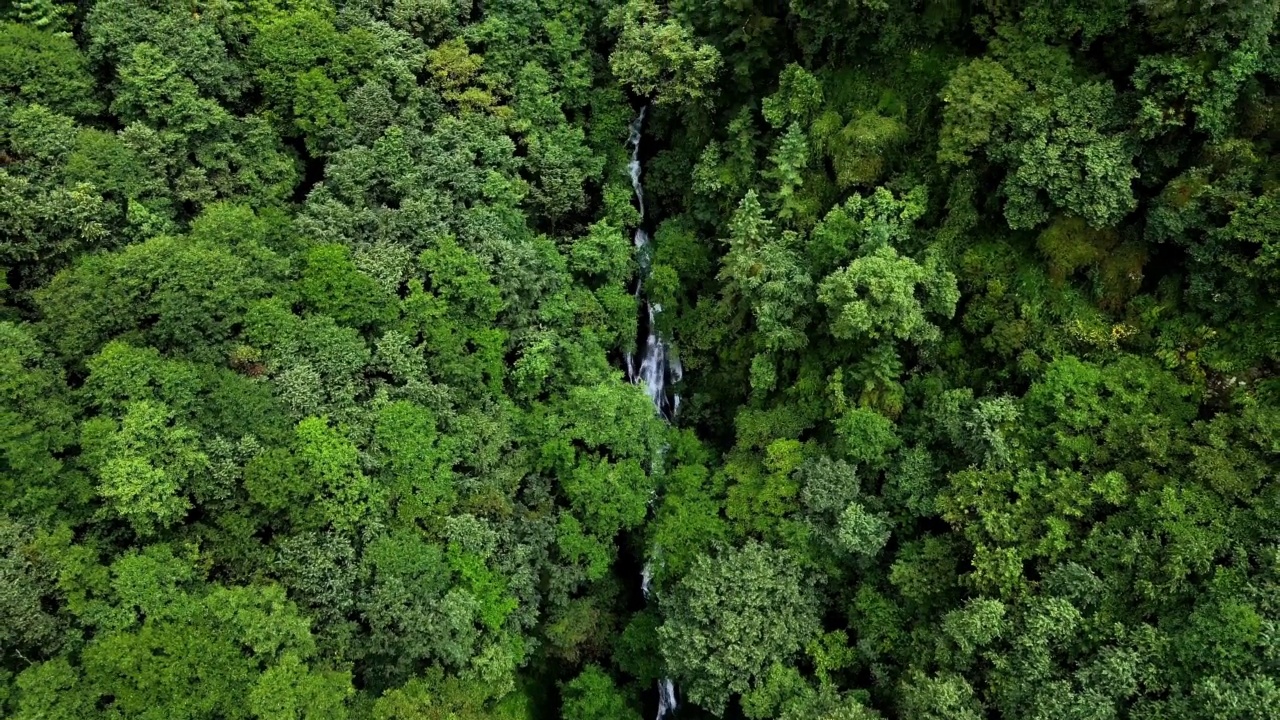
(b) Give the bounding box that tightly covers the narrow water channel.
[623,106,679,720]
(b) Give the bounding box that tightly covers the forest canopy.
[1,1,1279,719]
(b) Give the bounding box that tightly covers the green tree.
[81,401,207,535]
[243,416,380,534]
[0,24,100,116]
[659,542,821,714]
[0,516,62,661]
[898,671,984,720]
[12,547,352,720]
[561,665,641,720]
[939,50,1138,229]
[718,191,814,353]
[0,322,83,519]
[818,245,957,345]
[36,233,274,363]
[298,243,398,331]
[607,0,722,106]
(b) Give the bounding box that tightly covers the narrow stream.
[624,107,681,422]
[624,106,679,720]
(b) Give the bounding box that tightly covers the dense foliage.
[2,0,1279,718]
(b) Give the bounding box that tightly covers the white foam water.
[625,107,679,720]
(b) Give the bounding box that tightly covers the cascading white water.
[624,108,680,421]
[657,678,678,719]
[640,554,678,720]
[628,108,647,216]
[625,106,679,720]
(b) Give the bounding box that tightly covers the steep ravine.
[623,106,680,720]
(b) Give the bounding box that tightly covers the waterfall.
[657,678,678,720]
[624,108,680,421]
[625,106,679,720]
